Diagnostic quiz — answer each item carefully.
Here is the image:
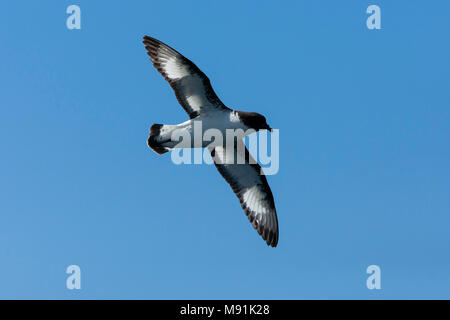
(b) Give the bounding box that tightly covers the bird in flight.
[142,36,279,247]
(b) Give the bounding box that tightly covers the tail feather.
[148,124,169,154]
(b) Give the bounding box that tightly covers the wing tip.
[267,230,279,247]
[142,35,156,42]
[142,36,162,51]
[246,207,279,248]
[142,36,178,56]
[263,227,279,248]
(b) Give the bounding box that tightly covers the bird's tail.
[147,124,170,154]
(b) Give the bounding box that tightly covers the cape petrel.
[143,36,279,247]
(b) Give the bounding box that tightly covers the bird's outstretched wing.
[209,140,279,247]
[143,36,230,119]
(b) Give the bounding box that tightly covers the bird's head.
[239,111,272,132]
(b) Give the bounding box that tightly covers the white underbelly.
[168,111,248,148]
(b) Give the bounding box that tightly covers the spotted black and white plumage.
[143,36,279,247]
[210,140,278,247]
[143,36,230,119]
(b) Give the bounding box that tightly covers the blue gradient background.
[0,1,449,299]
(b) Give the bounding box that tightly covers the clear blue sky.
[1,1,449,299]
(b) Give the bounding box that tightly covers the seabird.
[142,36,279,247]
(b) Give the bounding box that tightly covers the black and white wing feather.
[210,140,279,247]
[143,36,230,119]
